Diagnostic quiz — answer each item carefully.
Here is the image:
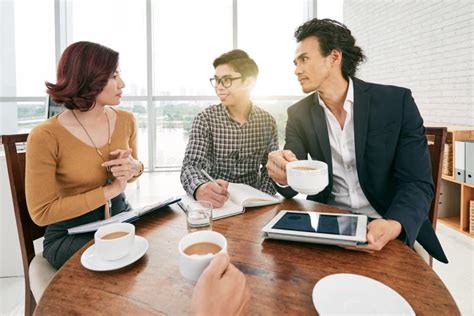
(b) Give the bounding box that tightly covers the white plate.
[81,235,148,271]
[312,273,415,315]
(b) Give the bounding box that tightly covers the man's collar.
[221,102,255,122]
[315,77,354,111]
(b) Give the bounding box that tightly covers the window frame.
[0,0,317,171]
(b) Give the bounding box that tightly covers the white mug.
[94,223,135,261]
[178,230,227,282]
[286,160,329,195]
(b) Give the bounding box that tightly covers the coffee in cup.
[286,160,328,195]
[184,242,222,256]
[94,223,135,261]
[292,166,317,171]
[178,230,227,282]
[101,231,129,240]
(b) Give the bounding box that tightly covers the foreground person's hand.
[192,253,250,316]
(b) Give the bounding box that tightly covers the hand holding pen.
[195,169,229,208]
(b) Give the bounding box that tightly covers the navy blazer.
[276,78,448,263]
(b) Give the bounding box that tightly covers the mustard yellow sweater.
[25,108,141,226]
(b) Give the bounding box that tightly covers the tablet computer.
[262,210,368,247]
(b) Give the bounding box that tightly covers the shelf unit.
[437,128,474,237]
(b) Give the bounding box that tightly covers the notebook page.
[67,211,138,234]
[180,195,243,220]
[228,183,281,207]
[212,199,244,219]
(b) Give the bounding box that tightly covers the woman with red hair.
[25,41,144,268]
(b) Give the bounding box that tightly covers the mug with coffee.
[286,160,328,195]
[178,230,227,282]
[94,222,135,261]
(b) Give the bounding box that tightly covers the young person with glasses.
[180,49,279,207]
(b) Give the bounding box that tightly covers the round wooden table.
[35,199,459,315]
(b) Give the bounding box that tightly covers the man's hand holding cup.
[266,150,298,186]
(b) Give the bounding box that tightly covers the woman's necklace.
[71,109,113,218]
[71,109,111,159]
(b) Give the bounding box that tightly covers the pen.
[177,201,188,214]
[201,169,220,187]
[201,169,230,200]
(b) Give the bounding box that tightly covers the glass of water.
[186,200,213,233]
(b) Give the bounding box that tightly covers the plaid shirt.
[181,103,279,197]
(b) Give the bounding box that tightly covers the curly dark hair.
[45,41,119,111]
[213,49,258,80]
[294,18,366,80]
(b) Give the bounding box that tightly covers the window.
[68,0,148,96]
[1,0,317,167]
[13,0,55,96]
[238,0,309,96]
[15,101,48,133]
[154,100,211,168]
[0,0,54,136]
[118,101,149,168]
[152,0,233,96]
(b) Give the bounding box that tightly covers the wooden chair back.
[425,127,447,231]
[1,133,45,315]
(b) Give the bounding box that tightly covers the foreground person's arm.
[192,253,250,316]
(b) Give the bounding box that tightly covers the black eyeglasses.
[209,76,242,88]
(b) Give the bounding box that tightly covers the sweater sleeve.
[25,126,107,226]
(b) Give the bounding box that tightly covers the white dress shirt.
[317,78,381,219]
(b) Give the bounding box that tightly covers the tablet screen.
[272,212,358,236]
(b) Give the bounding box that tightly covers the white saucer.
[312,273,415,315]
[81,235,148,271]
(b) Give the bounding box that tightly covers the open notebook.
[67,197,181,234]
[179,183,281,220]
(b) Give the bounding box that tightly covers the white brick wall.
[343,0,474,127]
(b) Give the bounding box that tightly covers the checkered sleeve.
[180,112,211,197]
[259,116,279,195]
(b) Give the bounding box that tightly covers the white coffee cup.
[178,230,227,282]
[94,223,135,261]
[286,160,329,195]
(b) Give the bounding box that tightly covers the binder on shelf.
[454,141,466,182]
[465,141,474,185]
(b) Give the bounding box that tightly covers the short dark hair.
[294,18,366,80]
[213,49,258,80]
[45,41,119,111]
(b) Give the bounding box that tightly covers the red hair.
[46,41,119,111]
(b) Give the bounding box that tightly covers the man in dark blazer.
[266,18,447,263]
